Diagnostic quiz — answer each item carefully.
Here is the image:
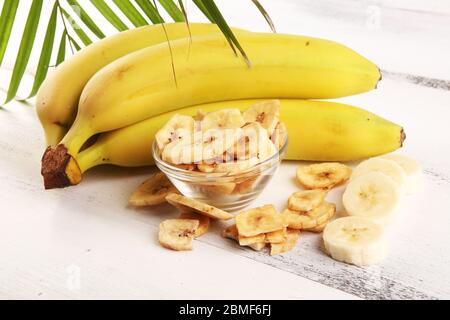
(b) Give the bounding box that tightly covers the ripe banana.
[42,32,381,188]
[68,99,404,188]
[36,23,244,147]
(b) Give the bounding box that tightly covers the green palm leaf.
[4,0,44,104]
[113,0,148,27]
[135,0,164,24]
[0,0,20,68]
[0,0,274,105]
[158,0,185,22]
[66,0,106,39]
[25,1,59,99]
[90,0,129,32]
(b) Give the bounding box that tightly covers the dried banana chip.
[179,212,210,237]
[222,224,239,240]
[265,228,287,244]
[158,219,199,251]
[166,193,233,220]
[202,109,245,131]
[129,172,178,207]
[155,114,195,150]
[304,222,328,233]
[200,182,236,195]
[239,233,266,246]
[296,163,352,190]
[243,100,280,137]
[248,242,266,251]
[282,202,336,230]
[288,190,327,212]
[270,229,301,256]
[234,176,258,194]
[271,122,288,150]
[236,205,287,237]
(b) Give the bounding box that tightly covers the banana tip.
[41,145,82,189]
[400,128,406,147]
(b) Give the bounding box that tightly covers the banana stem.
[76,144,106,173]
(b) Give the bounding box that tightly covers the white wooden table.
[1,0,450,300]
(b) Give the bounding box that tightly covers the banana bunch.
[37,23,403,189]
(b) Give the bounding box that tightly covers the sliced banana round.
[304,222,328,233]
[381,154,423,195]
[243,100,280,137]
[282,202,336,230]
[214,157,259,174]
[234,122,269,160]
[155,114,195,150]
[222,224,266,252]
[265,228,288,244]
[288,190,327,212]
[343,172,401,226]
[236,205,287,237]
[158,219,199,251]
[129,172,178,207]
[323,216,388,266]
[352,158,407,191]
[202,128,242,161]
[166,193,233,220]
[239,233,266,246]
[201,108,245,131]
[296,163,352,190]
[179,212,210,237]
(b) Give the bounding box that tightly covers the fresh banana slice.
[288,190,327,212]
[271,122,288,150]
[239,233,266,246]
[343,172,401,225]
[236,205,287,237]
[129,172,178,207]
[179,212,210,237]
[352,158,407,191]
[297,163,352,190]
[155,114,195,150]
[381,154,423,195]
[270,229,301,256]
[166,193,233,220]
[243,100,280,137]
[158,219,199,251]
[265,228,288,244]
[282,202,336,230]
[323,216,388,266]
[201,109,245,131]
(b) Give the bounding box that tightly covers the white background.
[1,0,450,299]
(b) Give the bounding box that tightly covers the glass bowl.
[153,137,288,212]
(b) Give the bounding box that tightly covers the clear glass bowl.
[153,137,288,212]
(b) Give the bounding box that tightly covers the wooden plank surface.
[1,0,449,300]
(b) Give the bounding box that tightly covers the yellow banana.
[75,99,404,176]
[36,23,244,147]
[42,32,381,188]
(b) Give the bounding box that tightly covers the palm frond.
[0,0,275,105]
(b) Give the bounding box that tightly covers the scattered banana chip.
[265,228,287,244]
[283,202,336,230]
[236,205,287,237]
[158,219,199,251]
[129,172,178,207]
[303,222,328,233]
[270,229,301,256]
[243,100,280,137]
[222,224,267,252]
[179,212,210,237]
[239,233,266,246]
[296,163,352,190]
[166,193,233,220]
[288,190,327,212]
